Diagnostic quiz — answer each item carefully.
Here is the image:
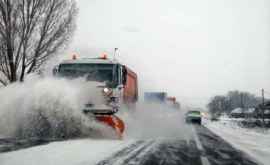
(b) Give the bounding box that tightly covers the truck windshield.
[58,63,118,85]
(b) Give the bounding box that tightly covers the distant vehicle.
[166,96,181,110]
[185,110,202,125]
[53,54,138,138]
[144,92,167,103]
[210,116,219,121]
[144,93,181,110]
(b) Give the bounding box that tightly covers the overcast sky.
[70,0,270,107]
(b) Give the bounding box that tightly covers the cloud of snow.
[0,75,116,139]
[120,102,193,140]
[0,72,193,140]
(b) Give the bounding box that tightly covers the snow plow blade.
[95,115,125,139]
[83,109,125,139]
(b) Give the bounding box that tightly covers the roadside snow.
[0,135,6,138]
[205,120,270,165]
[0,139,133,165]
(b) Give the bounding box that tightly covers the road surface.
[0,125,261,165]
[97,125,260,165]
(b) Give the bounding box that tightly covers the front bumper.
[83,104,118,115]
[186,117,202,124]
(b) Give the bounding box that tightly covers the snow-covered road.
[0,123,264,165]
[0,139,133,165]
[95,125,259,165]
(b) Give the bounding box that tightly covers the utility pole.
[262,88,265,105]
[218,101,222,115]
[240,93,244,114]
[262,88,265,126]
[113,48,118,61]
[240,93,243,108]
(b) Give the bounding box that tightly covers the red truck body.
[123,66,138,104]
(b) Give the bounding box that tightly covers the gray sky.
[70,0,270,107]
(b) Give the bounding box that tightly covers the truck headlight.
[103,87,113,96]
[103,87,109,93]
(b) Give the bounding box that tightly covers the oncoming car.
[185,110,202,125]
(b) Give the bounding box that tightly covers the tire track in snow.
[139,139,202,165]
[97,139,202,165]
[96,140,156,165]
[96,124,262,165]
[191,125,211,165]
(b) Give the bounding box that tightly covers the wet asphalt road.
[97,125,260,165]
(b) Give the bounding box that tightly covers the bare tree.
[208,90,265,116]
[207,95,230,116]
[0,0,77,85]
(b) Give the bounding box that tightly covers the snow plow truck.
[53,54,138,138]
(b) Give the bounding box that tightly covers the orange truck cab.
[53,55,138,138]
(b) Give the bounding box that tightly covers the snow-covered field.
[0,139,133,165]
[205,120,270,165]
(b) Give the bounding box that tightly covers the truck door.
[117,65,126,104]
[112,64,123,103]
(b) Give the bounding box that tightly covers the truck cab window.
[58,63,119,88]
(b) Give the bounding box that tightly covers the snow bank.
[0,139,133,165]
[206,120,270,165]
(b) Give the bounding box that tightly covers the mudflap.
[95,115,125,139]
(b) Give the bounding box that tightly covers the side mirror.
[122,66,127,85]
